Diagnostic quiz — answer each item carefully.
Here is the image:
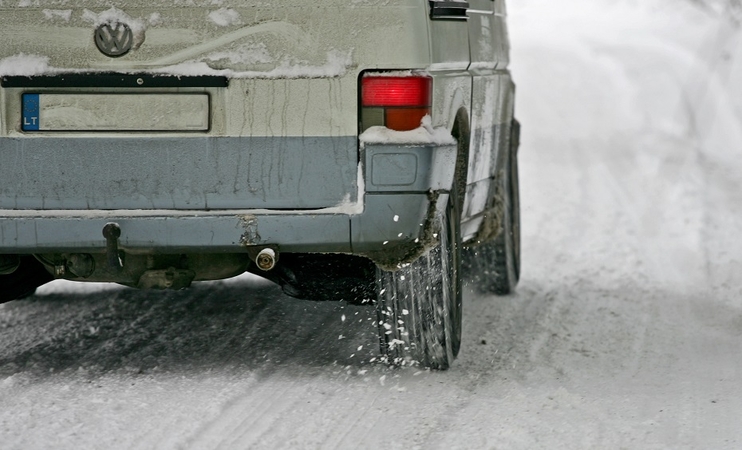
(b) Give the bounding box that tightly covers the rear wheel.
[0,256,53,303]
[375,186,462,369]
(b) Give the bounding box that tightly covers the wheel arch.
[450,107,471,215]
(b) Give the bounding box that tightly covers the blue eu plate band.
[22,93,40,131]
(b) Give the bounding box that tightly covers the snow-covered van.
[0,0,519,368]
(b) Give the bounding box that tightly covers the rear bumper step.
[0,193,436,255]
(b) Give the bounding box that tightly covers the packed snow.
[359,115,457,146]
[2,0,742,448]
[0,49,354,79]
[203,43,273,66]
[41,9,72,22]
[0,53,50,76]
[153,48,353,79]
[81,7,147,41]
[207,8,241,27]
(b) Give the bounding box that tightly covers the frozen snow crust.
[359,116,456,146]
[0,50,353,79]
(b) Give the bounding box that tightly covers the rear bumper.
[0,142,457,260]
[0,193,432,254]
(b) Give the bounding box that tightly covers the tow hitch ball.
[102,222,124,271]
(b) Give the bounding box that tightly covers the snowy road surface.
[3,0,742,448]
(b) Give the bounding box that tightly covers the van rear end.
[1,0,521,370]
[0,0,454,290]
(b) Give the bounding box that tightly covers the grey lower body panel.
[0,136,358,210]
[0,141,458,259]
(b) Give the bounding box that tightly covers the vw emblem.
[94,22,134,57]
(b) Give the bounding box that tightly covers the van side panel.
[461,0,516,240]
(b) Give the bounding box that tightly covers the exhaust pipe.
[255,248,277,271]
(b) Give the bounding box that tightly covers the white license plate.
[22,94,210,131]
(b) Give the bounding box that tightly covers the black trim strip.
[429,0,469,20]
[1,74,229,88]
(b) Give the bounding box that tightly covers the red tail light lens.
[362,77,432,107]
[360,75,432,132]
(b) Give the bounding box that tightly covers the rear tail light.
[360,74,432,132]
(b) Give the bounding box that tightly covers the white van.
[0,0,519,368]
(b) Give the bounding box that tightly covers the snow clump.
[208,8,241,27]
[82,7,148,50]
[0,54,51,76]
[42,9,73,22]
[359,115,457,146]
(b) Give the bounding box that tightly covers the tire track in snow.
[186,377,303,449]
[184,375,389,450]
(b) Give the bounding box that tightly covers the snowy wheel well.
[451,107,471,213]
